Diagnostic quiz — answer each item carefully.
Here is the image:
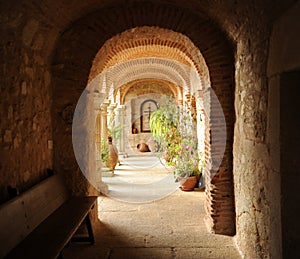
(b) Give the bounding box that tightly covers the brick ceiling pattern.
[100,57,203,93]
[90,26,209,84]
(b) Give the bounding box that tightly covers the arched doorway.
[51,3,235,236]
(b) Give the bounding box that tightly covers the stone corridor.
[1,0,300,257]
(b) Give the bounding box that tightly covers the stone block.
[4,130,12,143]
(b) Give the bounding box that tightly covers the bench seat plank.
[0,175,70,258]
[5,196,97,259]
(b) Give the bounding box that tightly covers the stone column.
[94,93,103,172]
[115,105,126,156]
[72,90,99,195]
[107,103,117,134]
[94,93,108,194]
[100,99,110,141]
[94,93,103,167]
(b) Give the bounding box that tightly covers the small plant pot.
[178,176,197,191]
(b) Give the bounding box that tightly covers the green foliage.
[173,106,203,178]
[149,95,204,178]
[101,137,109,163]
[108,121,122,141]
[173,146,202,177]
[149,96,181,164]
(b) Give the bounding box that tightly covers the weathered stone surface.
[22,19,39,46]
[64,191,240,258]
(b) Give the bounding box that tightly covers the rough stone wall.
[232,7,280,259]
[0,7,54,203]
[206,1,297,257]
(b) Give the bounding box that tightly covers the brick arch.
[103,57,195,92]
[51,1,235,235]
[119,79,178,105]
[90,26,209,87]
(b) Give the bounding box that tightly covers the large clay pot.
[178,176,197,191]
[106,136,118,170]
[137,143,150,152]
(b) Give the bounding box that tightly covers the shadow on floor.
[63,191,241,259]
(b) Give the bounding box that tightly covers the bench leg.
[85,213,95,245]
[71,214,95,245]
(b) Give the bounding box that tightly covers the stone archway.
[51,3,235,236]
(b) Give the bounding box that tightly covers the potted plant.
[150,95,203,191]
[149,96,181,166]
[173,141,203,191]
[173,104,203,191]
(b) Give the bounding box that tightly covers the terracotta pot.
[137,143,150,152]
[132,127,138,134]
[179,176,197,191]
[106,136,118,170]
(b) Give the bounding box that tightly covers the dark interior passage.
[280,70,300,259]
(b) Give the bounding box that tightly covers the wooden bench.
[0,174,97,259]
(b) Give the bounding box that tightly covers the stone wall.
[233,36,271,258]
[231,1,300,256]
[232,2,299,257]
[0,7,55,203]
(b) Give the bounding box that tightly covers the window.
[140,99,158,132]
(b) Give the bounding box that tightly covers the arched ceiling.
[89,26,209,83]
[3,0,294,47]
[89,57,203,99]
[50,1,236,121]
[88,26,207,102]
[119,79,178,104]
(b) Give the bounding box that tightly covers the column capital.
[103,98,110,105]
[94,93,105,110]
[109,102,117,109]
[117,104,126,110]
[107,103,117,114]
[115,104,126,114]
[100,101,109,110]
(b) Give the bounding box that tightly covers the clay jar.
[137,143,150,152]
[107,136,118,170]
[178,176,197,191]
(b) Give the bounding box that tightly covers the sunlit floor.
[101,155,179,203]
[63,155,241,259]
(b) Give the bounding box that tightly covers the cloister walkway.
[64,155,241,258]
